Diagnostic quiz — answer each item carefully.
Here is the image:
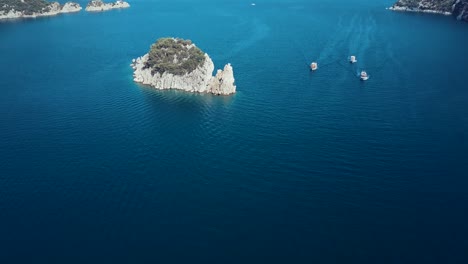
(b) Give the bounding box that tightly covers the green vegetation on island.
[0,0,50,15]
[144,38,206,76]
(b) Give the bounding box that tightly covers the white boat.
[310,62,318,71]
[350,55,357,63]
[360,71,369,81]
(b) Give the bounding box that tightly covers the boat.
[350,55,357,63]
[310,62,318,71]
[360,71,369,81]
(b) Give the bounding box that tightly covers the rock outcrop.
[390,0,468,22]
[0,1,81,20]
[453,0,468,20]
[85,0,130,12]
[209,64,236,95]
[61,2,82,13]
[131,38,236,95]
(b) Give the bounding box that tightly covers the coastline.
[388,6,452,16]
[0,2,82,20]
[0,0,131,21]
[131,54,236,96]
[85,1,130,12]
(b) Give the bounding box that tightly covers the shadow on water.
[137,83,235,116]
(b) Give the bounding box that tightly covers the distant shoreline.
[0,2,82,21]
[388,6,452,16]
[0,0,130,21]
[388,0,468,22]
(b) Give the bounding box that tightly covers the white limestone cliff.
[209,64,236,95]
[61,2,82,13]
[131,53,236,96]
[85,0,130,12]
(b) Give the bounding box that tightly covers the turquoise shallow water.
[1,0,468,263]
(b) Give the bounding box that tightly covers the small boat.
[310,62,318,71]
[360,71,369,81]
[350,56,357,63]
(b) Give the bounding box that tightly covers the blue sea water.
[1,0,468,262]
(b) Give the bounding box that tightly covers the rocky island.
[0,0,81,20]
[85,0,130,12]
[390,0,468,22]
[131,38,236,96]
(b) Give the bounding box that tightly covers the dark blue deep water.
[1,0,468,263]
